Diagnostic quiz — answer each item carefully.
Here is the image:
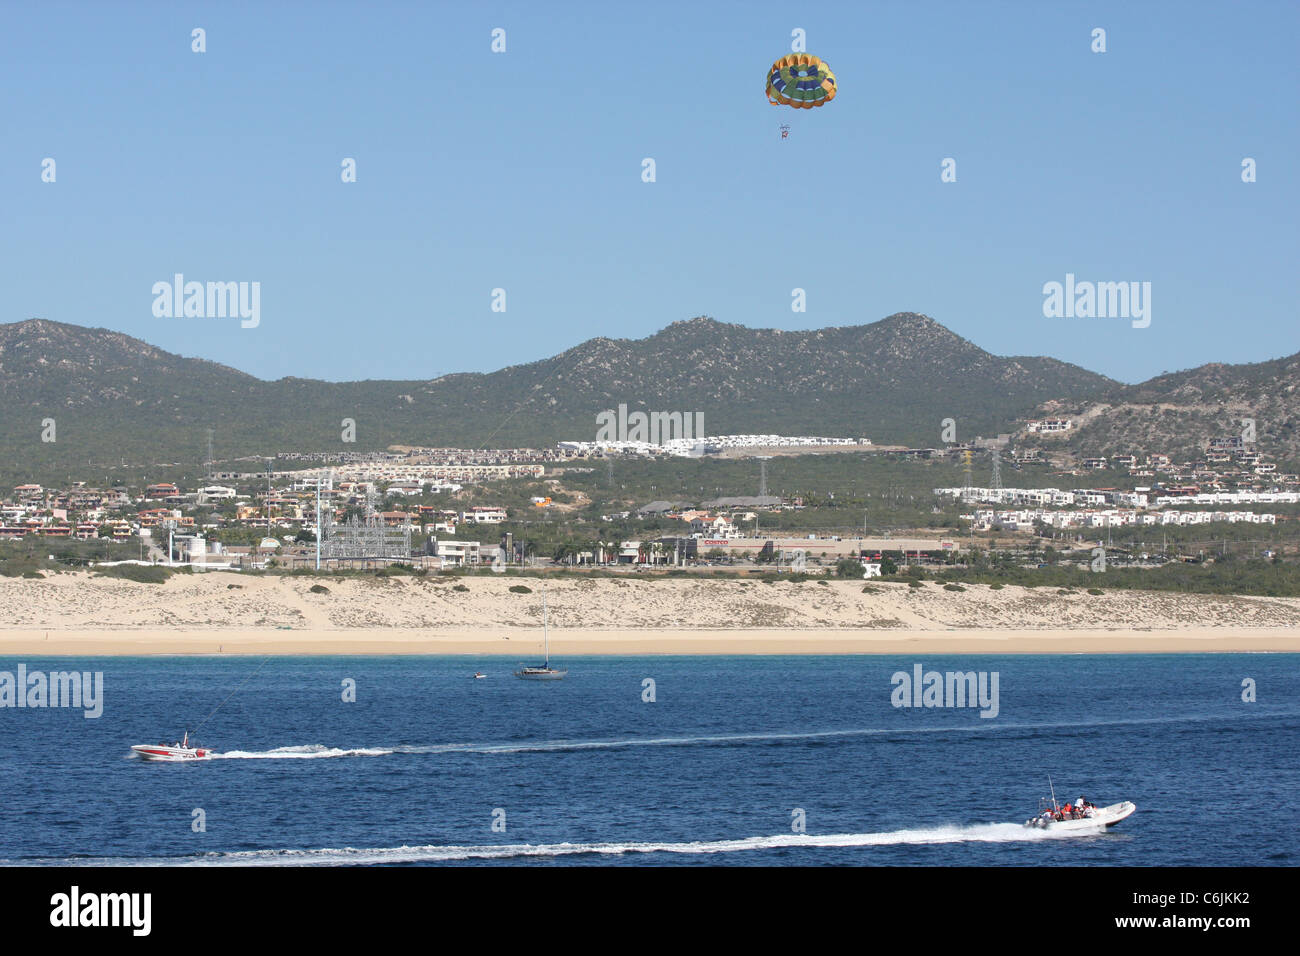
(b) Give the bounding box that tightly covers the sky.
[2,0,1297,385]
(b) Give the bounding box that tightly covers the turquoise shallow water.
[0,653,1294,866]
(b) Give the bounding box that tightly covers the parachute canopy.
[765,53,836,109]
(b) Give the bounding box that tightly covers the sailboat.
[514,588,567,680]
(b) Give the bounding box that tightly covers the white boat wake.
[215,744,394,759]
[6,822,1111,867]
[208,711,1280,761]
[214,731,911,760]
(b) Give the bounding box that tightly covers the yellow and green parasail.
[765,53,836,109]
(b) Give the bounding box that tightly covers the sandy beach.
[0,570,1297,655]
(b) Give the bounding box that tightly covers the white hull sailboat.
[515,589,566,680]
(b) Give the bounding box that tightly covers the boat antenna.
[194,656,272,734]
[1048,773,1058,813]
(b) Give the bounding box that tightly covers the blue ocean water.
[0,654,1295,866]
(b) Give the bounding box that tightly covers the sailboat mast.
[543,589,549,666]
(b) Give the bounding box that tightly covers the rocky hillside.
[0,313,1116,478]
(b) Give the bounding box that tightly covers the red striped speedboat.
[130,732,216,761]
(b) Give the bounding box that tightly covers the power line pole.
[315,476,322,571]
[265,458,273,548]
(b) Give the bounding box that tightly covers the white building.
[430,538,481,566]
[1026,419,1073,433]
[196,485,238,500]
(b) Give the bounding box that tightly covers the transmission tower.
[321,474,411,561]
[962,449,973,498]
[264,458,274,531]
[991,447,1002,492]
[759,460,768,498]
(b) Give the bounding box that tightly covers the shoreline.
[1,626,1296,656]
[3,571,1298,656]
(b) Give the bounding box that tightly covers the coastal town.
[3,0,1294,917]
[2,423,1294,574]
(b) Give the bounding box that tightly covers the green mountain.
[2,312,1119,482]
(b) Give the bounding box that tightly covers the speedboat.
[1023,775,1133,830]
[1025,799,1135,830]
[131,731,216,761]
[473,672,486,679]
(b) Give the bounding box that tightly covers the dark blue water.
[1,654,1295,865]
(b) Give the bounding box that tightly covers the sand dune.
[0,570,1296,654]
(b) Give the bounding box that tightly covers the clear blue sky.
[2,0,1296,384]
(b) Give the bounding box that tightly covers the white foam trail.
[217,730,891,760]
[207,710,1289,762]
[7,822,1106,867]
[215,744,392,760]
